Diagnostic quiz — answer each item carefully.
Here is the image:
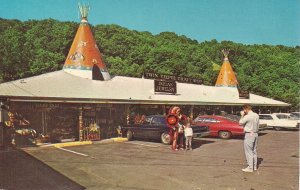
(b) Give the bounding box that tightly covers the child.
[184,118,193,150]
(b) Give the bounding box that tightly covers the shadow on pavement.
[258,132,268,137]
[257,157,263,169]
[192,139,215,149]
[0,148,85,190]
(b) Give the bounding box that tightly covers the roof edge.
[1,95,290,107]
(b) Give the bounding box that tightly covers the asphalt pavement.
[0,130,299,190]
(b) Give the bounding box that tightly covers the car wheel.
[126,130,133,141]
[218,131,232,139]
[274,127,281,131]
[161,132,172,145]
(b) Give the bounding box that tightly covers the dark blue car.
[121,115,210,145]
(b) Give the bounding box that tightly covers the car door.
[259,115,275,127]
[150,116,166,140]
[141,117,155,139]
[274,114,297,128]
[202,118,220,135]
[135,117,152,138]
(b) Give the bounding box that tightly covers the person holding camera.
[239,104,259,173]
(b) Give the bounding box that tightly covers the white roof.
[0,70,289,106]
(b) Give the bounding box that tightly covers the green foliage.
[0,18,299,108]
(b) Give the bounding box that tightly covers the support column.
[162,105,166,116]
[189,105,194,119]
[79,106,83,141]
[41,111,45,135]
[125,105,130,125]
[0,101,4,148]
[41,110,49,135]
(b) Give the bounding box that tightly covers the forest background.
[0,18,299,109]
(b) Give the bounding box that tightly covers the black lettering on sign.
[145,72,202,85]
[154,80,177,94]
[238,89,250,99]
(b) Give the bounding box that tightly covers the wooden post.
[162,105,166,116]
[0,101,4,147]
[125,105,130,125]
[189,105,194,119]
[79,106,83,141]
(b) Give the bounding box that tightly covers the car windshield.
[291,112,300,119]
[152,117,167,125]
[276,114,289,119]
[259,115,273,120]
[222,115,240,122]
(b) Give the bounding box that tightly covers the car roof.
[260,113,291,114]
[196,115,231,120]
[197,115,221,118]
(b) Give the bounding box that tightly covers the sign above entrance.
[154,80,177,94]
[145,73,202,85]
[238,88,250,99]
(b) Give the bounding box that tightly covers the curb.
[31,137,128,149]
[92,137,128,144]
[54,141,93,148]
[92,139,114,144]
[111,137,128,143]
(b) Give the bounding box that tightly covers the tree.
[0,18,299,108]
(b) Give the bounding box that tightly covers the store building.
[0,4,289,147]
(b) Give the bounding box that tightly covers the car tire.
[274,127,281,131]
[161,132,172,145]
[218,131,232,139]
[126,130,133,141]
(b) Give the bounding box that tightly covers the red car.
[193,115,244,139]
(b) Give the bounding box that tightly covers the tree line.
[0,18,299,108]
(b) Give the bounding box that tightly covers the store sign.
[154,80,177,94]
[34,103,60,108]
[238,89,250,99]
[145,72,202,85]
[11,102,61,109]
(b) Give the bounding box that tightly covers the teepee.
[63,3,111,81]
[215,49,238,87]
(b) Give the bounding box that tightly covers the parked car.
[286,112,300,125]
[259,113,299,131]
[193,115,244,139]
[217,114,267,131]
[290,112,300,119]
[121,115,210,145]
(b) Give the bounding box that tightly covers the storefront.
[0,4,290,148]
[0,93,288,147]
[0,102,128,144]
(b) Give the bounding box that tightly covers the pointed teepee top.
[78,3,90,22]
[215,49,238,87]
[222,49,230,61]
[63,3,111,81]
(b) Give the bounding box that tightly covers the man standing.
[239,104,259,173]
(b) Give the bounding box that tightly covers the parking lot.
[1,130,299,190]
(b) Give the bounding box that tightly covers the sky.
[0,0,299,47]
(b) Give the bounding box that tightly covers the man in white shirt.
[239,104,259,173]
